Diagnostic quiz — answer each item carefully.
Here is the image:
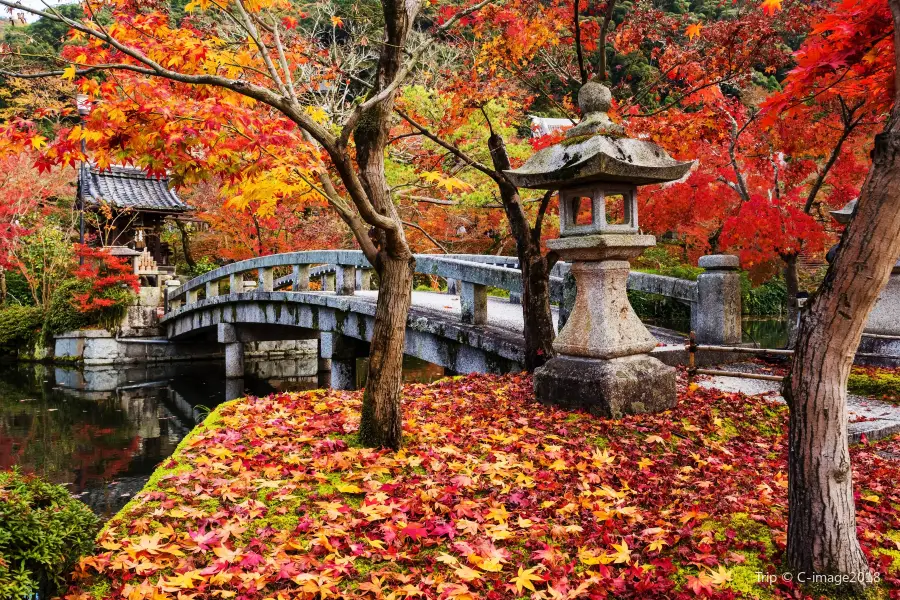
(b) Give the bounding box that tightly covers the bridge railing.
[166,250,740,342]
[165,250,529,326]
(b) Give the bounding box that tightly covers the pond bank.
[0,356,444,518]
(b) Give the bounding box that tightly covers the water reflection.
[643,316,789,349]
[0,355,444,518]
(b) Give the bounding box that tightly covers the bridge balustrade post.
[323,272,336,292]
[292,265,310,291]
[319,332,364,390]
[460,281,488,325]
[509,291,522,304]
[230,273,241,294]
[259,267,274,293]
[217,323,244,379]
[695,255,742,345]
[446,279,459,295]
[206,280,221,298]
[337,266,356,296]
[356,269,373,291]
[186,288,199,304]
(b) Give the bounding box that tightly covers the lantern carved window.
[559,184,638,237]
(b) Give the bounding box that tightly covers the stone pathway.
[696,362,900,443]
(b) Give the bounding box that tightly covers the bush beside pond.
[0,469,100,599]
[0,306,44,352]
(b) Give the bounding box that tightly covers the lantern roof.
[504,82,693,190]
[830,198,857,225]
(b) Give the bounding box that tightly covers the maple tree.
[58,373,900,599]
[181,178,348,263]
[770,0,900,586]
[0,152,76,308]
[0,0,496,450]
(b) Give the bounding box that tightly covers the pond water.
[0,356,444,518]
[644,316,789,349]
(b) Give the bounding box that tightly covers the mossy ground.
[849,367,900,405]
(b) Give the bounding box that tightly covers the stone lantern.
[505,81,692,417]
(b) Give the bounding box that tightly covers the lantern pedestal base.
[534,354,676,418]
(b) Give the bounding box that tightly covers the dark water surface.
[645,316,789,348]
[0,356,444,518]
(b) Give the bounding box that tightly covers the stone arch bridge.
[162,250,740,387]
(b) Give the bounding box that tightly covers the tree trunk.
[358,252,414,449]
[175,220,196,270]
[785,119,900,588]
[487,133,556,371]
[520,249,556,371]
[783,252,799,348]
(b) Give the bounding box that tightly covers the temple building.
[78,164,191,279]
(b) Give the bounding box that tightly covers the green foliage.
[188,256,219,278]
[21,5,84,50]
[0,468,100,599]
[0,306,44,353]
[4,271,35,307]
[13,222,74,308]
[741,274,787,316]
[44,279,92,338]
[630,247,700,329]
[633,247,704,281]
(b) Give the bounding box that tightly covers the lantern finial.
[566,81,625,138]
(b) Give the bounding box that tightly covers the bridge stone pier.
[162,250,745,383]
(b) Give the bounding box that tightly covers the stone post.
[695,255,742,345]
[292,265,310,291]
[509,292,522,304]
[258,267,274,292]
[218,323,244,379]
[206,279,221,298]
[460,281,487,325]
[865,259,900,336]
[319,332,364,390]
[322,272,336,291]
[357,269,373,291]
[336,265,356,296]
[330,359,356,390]
[230,273,241,294]
[446,279,459,295]
[224,378,245,401]
[187,288,199,304]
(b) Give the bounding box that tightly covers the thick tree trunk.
[783,252,799,347]
[358,252,414,449]
[785,128,900,587]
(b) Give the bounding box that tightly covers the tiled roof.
[79,164,190,212]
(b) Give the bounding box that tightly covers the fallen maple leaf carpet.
[64,374,900,599]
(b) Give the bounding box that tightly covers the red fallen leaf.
[401,523,428,540]
[240,552,265,568]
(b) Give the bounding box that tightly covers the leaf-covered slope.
[65,374,900,599]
